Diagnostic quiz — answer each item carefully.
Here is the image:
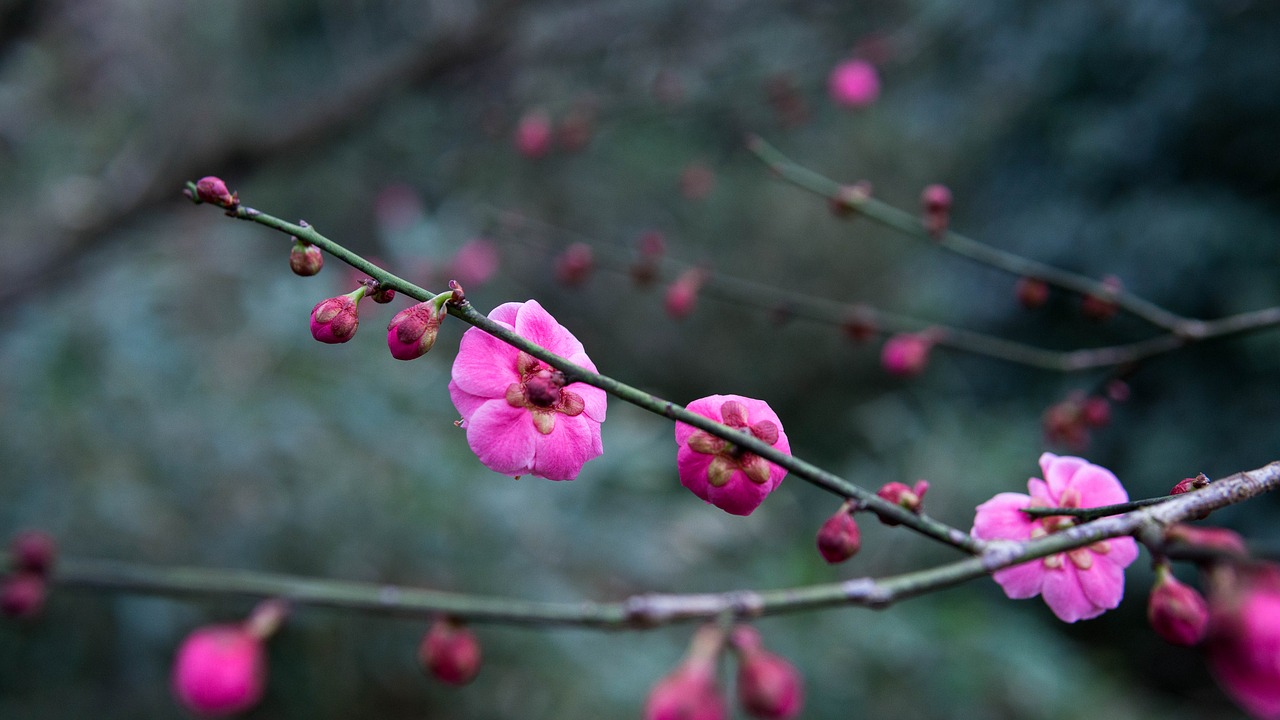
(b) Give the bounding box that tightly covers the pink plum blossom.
[1207,564,1280,719]
[971,453,1139,622]
[732,626,804,720]
[449,300,606,480]
[827,59,880,108]
[675,395,790,516]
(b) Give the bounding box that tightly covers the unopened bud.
[631,231,666,286]
[1,573,46,619]
[1015,276,1049,309]
[555,243,595,286]
[420,617,481,686]
[194,176,237,208]
[1081,396,1111,427]
[289,239,324,276]
[645,657,725,720]
[1081,275,1122,322]
[665,268,706,320]
[11,530,56,575]
[310,288,365,344]
[1149,565,1209,646]
[514,109,553,159]
[816,507,861,564]
[875,480,928,525]
[1171,474,1211,495]
[172,624,266,717]
[827,59,880,109]
[880,333,931,376]
[731,627,804,720]
[370,283,396,304]
[920,184,952,239]
[1166,523,1246,555]
[387,299,447,361]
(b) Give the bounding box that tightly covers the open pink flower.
[971,453,1139,622]
[449,300,606,480]
[675,395,790,516]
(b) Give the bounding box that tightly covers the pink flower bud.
[827,59,880,108]
[172,624,266,717]
[288,240,324,276]
[11,530,56,575]
[369,283,396,304]
[514,109,553,159]
[875,480,928,525]
[1148,566,1208,646]
[816,508,861,564]
[1166,524,1246,555]
[419,618,481,686]
[680,162,716,201]
[1081,275,1122,322]
[665,269,707,320]
[310,289,365,344]
[1207,564,1280,718]
[448,238,500,287]
[387,300,446,361]
[732,629,804,720]
[1081,396,1111,427]
[631,231,666,286]
[1171,474,1210,495]
[920,184,952,239]
[1015,276,1049,309]
[1106,379,1131,402]
[645,658,725,720]
[1042,396,1089,451]
[880,333,931,376]
[555,243,595,286]
[1,573,46,619]
[194,176,237,207]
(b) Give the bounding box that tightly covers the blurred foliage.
[1,0,1278,718]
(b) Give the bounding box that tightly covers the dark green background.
[2,1,1278,717]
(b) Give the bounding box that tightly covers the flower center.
[505,353,586,435]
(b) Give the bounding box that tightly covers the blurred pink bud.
[827,59,880,108]
[1207,564,1280,718]
[1081,396,1111,428]
[310,289,364,344]
[194,176,237,207]
[555,243,595,286]
[645,657,726,720]
[733,630,804,720]
[11,530,56,575]
[288,240,324,277]
[880,333,931,376]
[1149,566,1208,646]
[680,162,716,201]
[1042,395,1090,451]
[1,573,46,619]
[1166,524,1246,555]
[1106,379,1131,402]
[449,238,500,287]
[373,184,424,234]
[1081,275,1122,322]
[875,480,929,525]
[665,269,706,320]
[1015,276,1049,309]
[631,230,667,285]
[172,625,266,717]
[420,618,481,686]
[1171,474,1211,495]
[840,306,877,342]
[816,508,861,564]
[920,184,952,238]
[514,110,553,159]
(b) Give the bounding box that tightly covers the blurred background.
[2,0,1279,718]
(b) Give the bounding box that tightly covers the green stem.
[20,461,1280,625]
[1020,495,1179,522]
[192,195,981,553]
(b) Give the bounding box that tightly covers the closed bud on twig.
[880,333,932,376]
[1081,396,1111,427]
[369,282,396,304]
[193,176,238,208]
[310,287,367,344]
[645,625,727,720]
[288,238,324,276]
[730,626,804,720]
[631,231,666,286]
[1166,524,1246,555]
[1081,275,1122,322]
[11,530,56,575]
[1149,563,1209,646]
[172,623,268,716]
[1171,474,1212,496]
[420,617,482,686]
[875,480,929,525]
[387,294,449,361]
[920,184,952,239]
[1,573,46,619]
[1015,276,1049,309]
[514,109,553,159]
[665,268,707,320]
[816,503,861,564]
[555,243,595,287]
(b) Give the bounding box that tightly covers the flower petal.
[516,300,586,357]
[448,381,490,423]
[1039,453,1090,497]
[677,447,715,503]
[992,561,1046,599]
[675,396,725,446]
[971,493,1034,541]
[1102,535,1139,569]
[1075,550,1127,611]
[464,401,537,477]
[531,412,601,481]
[572,383,608,424]
[452,324,520,398]
[1041,564,1100,622]
[1064,462,1130,507]
[705,469,771,516]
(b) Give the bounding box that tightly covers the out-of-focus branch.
[0,1,518,314]
[16,461,1278,626]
